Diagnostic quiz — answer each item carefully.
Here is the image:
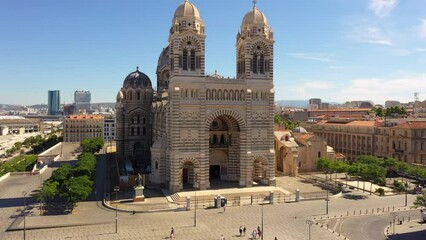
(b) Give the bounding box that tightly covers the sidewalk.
[386,218,426,239]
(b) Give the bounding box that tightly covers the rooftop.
[67,115,104,120]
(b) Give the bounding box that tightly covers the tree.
[364,164,386,194]
[60,176,93,205]
[384,106,407,117]
[73,153,96,177]
[370,107,384,117]
[81,138,104,153]
[81,139,97,153]
[413,190,426,208]
[316,157,333,181]
[274,115,283,124]
[51,164,72,185]
[36,180,58,202]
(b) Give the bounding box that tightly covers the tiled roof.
[296,133,315,141]
[392,121,426,129]
[67,114,104,120]
[309,108,371,112]
[346,121,376,127]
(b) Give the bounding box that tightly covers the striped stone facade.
[149,1,276,193]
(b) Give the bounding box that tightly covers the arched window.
[143,117,146,124]
[137,115,140,124]
[190,49,196,71]
[252,53,258,74]
[131,127,135,136]
[143,127,146,136]
[183,49,188,70]
[129,92,133,100]
[155,161,159,169]
[137,127,140,136]
[318,152,321,158]
[137,91,140,100]
[259,54,265,74]
[212,135,218,144]
[206,89,211,100]
[220,134,225,144]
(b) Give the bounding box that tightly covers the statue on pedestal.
[133,173,145,202]
[135,173,144,187]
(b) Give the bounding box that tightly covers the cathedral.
[116,0,276,193]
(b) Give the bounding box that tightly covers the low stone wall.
[0,172,11,183]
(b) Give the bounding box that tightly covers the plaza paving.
[0,146,423,239]
[1,173,421,239]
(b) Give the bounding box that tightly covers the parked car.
[421,210,426,222]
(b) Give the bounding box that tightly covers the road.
[318,209,421,240]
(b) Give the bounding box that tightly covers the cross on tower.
[253,0,257,8]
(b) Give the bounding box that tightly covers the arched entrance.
[180,158,200,189]
[209,115,240,182]
[253,155,268,184]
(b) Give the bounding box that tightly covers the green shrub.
[375,188,385,196]
[0,155,37,175]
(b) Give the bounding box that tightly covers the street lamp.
[404,178,408,207]
[22,191,27,240]
[39,174,43,215]
[390,212,398,238]
[194,173,198,227]
[260,194,266,239]
[325,189,330,215]
[114,186,119,234]
[306,219,314,240]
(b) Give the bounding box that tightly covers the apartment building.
[63,114,103,142]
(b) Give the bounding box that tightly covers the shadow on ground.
[342,194,369,200]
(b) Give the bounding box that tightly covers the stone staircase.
[170,193,181,202]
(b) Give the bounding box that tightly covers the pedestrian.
[257,226,261,239]
[274,237,278,240]
[223,203,227,212]
[220,234,225,240]
[243,226,246,236]
[239,226,243,236]
[252,229,257,239]
[170,227,175,239]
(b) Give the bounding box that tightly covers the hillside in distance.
[275,100,308,108]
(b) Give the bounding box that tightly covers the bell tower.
[236,1,274,79]
[169,0,206,77]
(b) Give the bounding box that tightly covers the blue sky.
[0,0,425,105]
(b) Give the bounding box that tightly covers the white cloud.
[336,73,426,104]
[369,0,398,17]
[346,25,394,46]
[328,65,362,70]
[287,53,334,62]
[417,19,426,39]
[278,73,426,104]
[416,48,426,52]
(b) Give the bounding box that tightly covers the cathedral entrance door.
[209,165,220,180]
[183,168,189,184]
